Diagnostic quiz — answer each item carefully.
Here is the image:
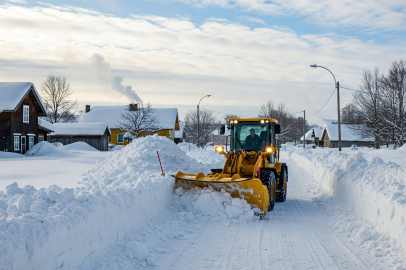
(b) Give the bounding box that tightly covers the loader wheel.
[276,167,287,202]
[268,172,277,211]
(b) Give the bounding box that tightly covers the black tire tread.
[276,166,287,202]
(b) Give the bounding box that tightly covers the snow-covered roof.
[80,106,179,130]
[322,124,372,141]
[175,122,184,139]
[313,127,323,138]
[51,123,111,136]
[38,118,55,132]
[0,82,46,114]
[300,129,314,141]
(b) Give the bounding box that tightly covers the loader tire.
[268,172,277,211]
[276,166,287,202]
[259,168,277,211]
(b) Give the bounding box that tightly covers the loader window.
[231,122,270,151]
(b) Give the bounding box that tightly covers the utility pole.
[310,64,341,151]
[303,110,306,149]
[337,81,342,151]
[197,104,200,148]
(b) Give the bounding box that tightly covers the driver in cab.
[244,128,260,150]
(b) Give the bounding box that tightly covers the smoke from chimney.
[89,53,141,103]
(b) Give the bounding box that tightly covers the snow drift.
[25,141,73,157]
[0,135,230,269]
[288,149,406,252]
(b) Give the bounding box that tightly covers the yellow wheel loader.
[173,118,288,216]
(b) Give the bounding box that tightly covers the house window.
[23,105,29,123]
[38,135,44,142]
[14,136,20,150]
[117,134,124,143]
[29,137,34,149]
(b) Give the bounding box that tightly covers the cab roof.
[227,118,278,124]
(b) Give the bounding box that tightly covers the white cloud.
[4,0,27,3]
[239,15,266,25]
[163,0,406,31]
[0,4,405,125]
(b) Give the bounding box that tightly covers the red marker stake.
[157,151,165,176]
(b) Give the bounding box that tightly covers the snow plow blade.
[173,171,269,214]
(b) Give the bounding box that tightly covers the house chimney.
[86,105,91,113]
[129,104,138,111]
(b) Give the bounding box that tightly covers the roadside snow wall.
[0,135,214,270]
[288,150,406,250]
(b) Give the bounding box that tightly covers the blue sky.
[1,0,406,124]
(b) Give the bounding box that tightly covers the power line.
[307,88,336,115]
[340,85,368,94]
[289,110,304,114]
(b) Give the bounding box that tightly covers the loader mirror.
[274,124,281,134]
[220,125,226,135]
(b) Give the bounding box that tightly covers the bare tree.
[223,114,239,123]
[41,75,77,123]
[341,103,364,124]
[351,67,383,148]
[116,101,161,139]
[183,109,218,146]
[258,100,309,144]
[380,60,406,147]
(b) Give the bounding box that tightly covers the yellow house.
[80,105,180,146]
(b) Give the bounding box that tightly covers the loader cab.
[228,118,278,152]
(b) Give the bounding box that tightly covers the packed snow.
[286,148,406,265]
[2,135,406,269]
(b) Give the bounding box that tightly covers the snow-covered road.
[151,158,388,270]
[77,155,391,270]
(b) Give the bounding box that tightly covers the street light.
[310,64,341,151]
[197,95,211,148]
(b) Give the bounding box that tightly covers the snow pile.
[51,142,63,148]
[184,148,226,169]
[350,144,358,150]
[172,187,258,223]
[25,141,73,157]
[288,149,406,252]
[178,142,226,169]
[178,142,198,152]
[0,135,234,269]
[62,142,98,152]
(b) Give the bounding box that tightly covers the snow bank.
[178,142,226,169]
[62,142,98,152]
[288,149,406,252]
[25,141,73,157]
[0,135,225,269]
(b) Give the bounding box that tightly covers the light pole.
[310,64,341,151]
[197,95,211,148]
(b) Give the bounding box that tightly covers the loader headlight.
[266,147,275,153]
[260,120,265,124]
[215,146,223,153]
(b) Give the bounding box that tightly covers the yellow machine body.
[173,118,286,215]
